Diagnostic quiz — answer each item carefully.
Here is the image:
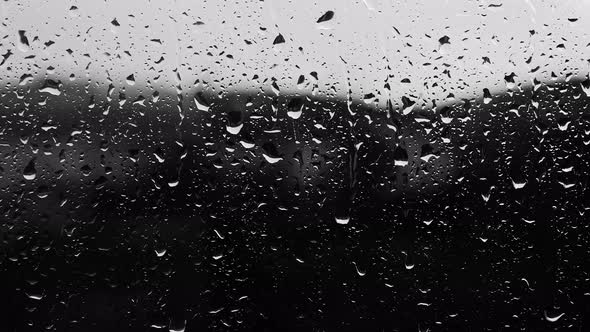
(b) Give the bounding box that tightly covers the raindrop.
[511,177,527,189]
[23,158,37,181]
[438,35,450,46]
[335,216,350,225]
[316,11,334,23]
[273,34,285,45]
[402,251,415,270]
[19,74,33,86]
[155,248,167,257]
[393,146,408,166]
[26,292,44,301]
[262,154,282,164]
[287,97,304,119]
[39,80,62,96]
[544,310,565,323]
[226,123,243,135]
[353,262,366,276]
[194,93,210,111]
[126,74,135,85]
[262,142,282,163]
[169,318,186,332]
[17,30,30,52]
[483,88,492,104]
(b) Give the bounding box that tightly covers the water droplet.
[483,88,492,104]
[273,33,285,45]
[262,154,282,164]
[169,318,186,332]
[19,74,33,86]
[26,292,44,301]
[155,248,167,257]
[194,93,210,111]
[335,216,350,225]
[287,109,302,119]
[39,80,62,96]
[511,178,527,189]
[353,262,366,276]
[402,251,415,270]
[23,158,36,181]
[226,123,243,135]
[544,310,565,323]
[17,30,30,52]
[316,11,334,23]
[240,140,255,149]
[126,74,135,85]
[393,146,408,166]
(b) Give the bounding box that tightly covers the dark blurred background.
[1,76,590,331]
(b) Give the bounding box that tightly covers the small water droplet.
[317,11,334,23]
[544,310,564,323]
[169,318,186,332]
[273,33,285,45]
[402,251,415,270]
[23,158,36,180]
[126,74,135,85]
[353,262,366,276]
[155,248,167,257]
[335,216,350,225]
[17,30,30,52]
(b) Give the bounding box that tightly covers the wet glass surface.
[2,1,590,331]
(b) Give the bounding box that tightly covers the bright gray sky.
[1,0,589,108]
